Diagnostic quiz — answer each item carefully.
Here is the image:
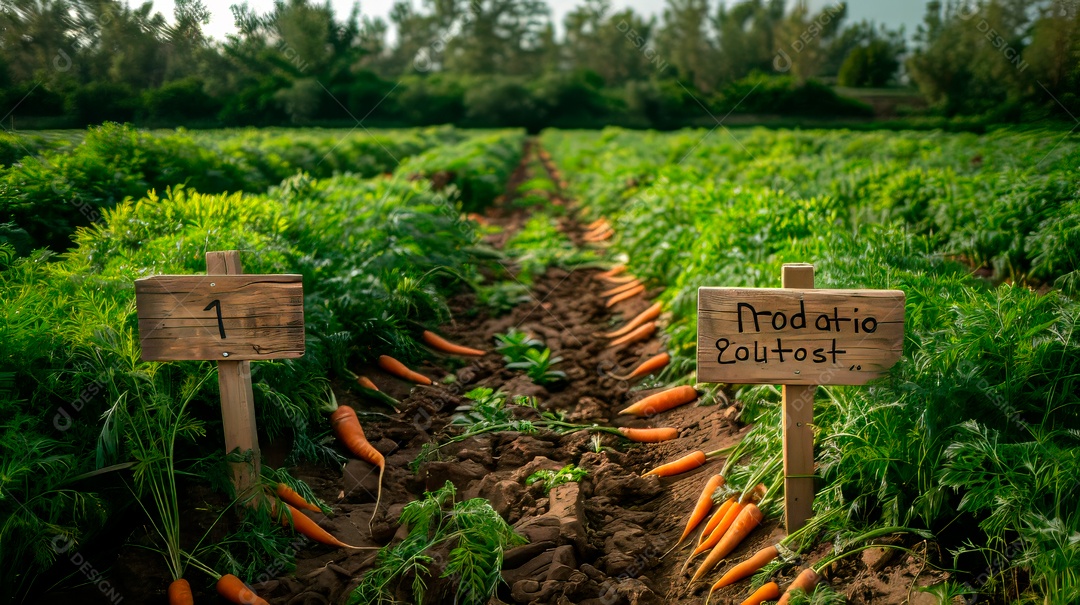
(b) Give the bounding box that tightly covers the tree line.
[0,0,1076,129]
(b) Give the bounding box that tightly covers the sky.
[153,0,927,42]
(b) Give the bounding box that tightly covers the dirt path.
[249,140,744,605]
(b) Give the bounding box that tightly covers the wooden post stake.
[781,263,815,532]
[206,251,261,498]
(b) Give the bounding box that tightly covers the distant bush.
[65,82,141,124]
[143,77,221,122]
[717,74,874,118]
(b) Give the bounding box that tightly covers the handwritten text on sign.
[135,275,304,361]
[697,288,904,385]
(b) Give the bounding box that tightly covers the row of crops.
[541,126,1080,603]
[0,124,479,253]
[0,127,524,602]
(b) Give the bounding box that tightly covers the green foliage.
[0,123,471,252]
[542,125,1080,602]
[526,464,588,493]
[494,329,545,362]
[349,481,526,605]
[0,129,523,598]
[506,347,567,385]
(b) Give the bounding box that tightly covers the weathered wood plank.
[697,286,905,386]
[206,251,260,499]
[780,263,816,533]
[134,274,304,361]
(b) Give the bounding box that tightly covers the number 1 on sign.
[204,299,226,339]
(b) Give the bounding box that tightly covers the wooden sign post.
[697,263,904,531]
[135,251,305,497]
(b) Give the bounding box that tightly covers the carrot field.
[1,124,1078,605]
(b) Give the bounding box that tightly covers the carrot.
[586,217,608,230]
[606,284,645,307]
[710,544,780,591]
[699,497,736,545]
[600,273,639,285]
[604,302,662,338]
[692,503,765,582]
[584,227,614,242]
[607,322,656,348]
[619,385,698,416]
[596,264,627,279]
[356,375,380,391]
[330,405,385,522]
[280,503,366,549]
[601,279,643,298]
[584,221,610,236]
[421,330,486,357]
[666,474,725,556]
[609,352,670,381]
[617,427,679,442]
[377,354,432,385]
[738,581,781,605]
[216,574,272,605]
[684,501,744,572]
[168,579,193,605]
[777,568,821,605]
[644,450,706,477]
[276,482,320,513]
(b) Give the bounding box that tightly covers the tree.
[835,22,906,87]
[657,0,715,90]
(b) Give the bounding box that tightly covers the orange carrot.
[777,568,821,605]
[686,501,744,570]
[584,221,610,236]
[692,503,765,582]
[610,352,670,381]
[276,482,320,513]
[710,544,780,591]
[596,264,627,279]
[168,579,193,605]
[330,405,385,522]
[617,427,679,442]
[586,217,608,230]
[601,279,643,298]
[739,581,781,605]
[356,375,380,391]
[699,497,736,545]
[608,322,656,348]
[216,574,271,605]
[606,284,645,307]
[604,302,662,338]
[644,450,706,477]
[377,354,432,385]
[280,503,365,549]
[421,330,486,357]
[600,273,639,285]
[584,227,614,242]
[668,474,725,554]
[619,385,699,416]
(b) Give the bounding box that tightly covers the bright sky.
[154,0,926,41]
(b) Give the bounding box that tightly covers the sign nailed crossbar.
[135,251,305,497]
[697,263,906,531]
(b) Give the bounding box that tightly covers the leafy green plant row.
[547,126,1080,286]
[0,124,472,253]
[0,129,523,602]
[542,128,1080,603]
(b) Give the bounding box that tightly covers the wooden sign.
[696,263,905,532]
[697,286,904,386]
[136,275,304,361]
[134,251,305,498]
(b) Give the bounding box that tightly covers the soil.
[33,139,953,605]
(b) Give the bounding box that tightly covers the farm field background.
[1,123,1078,605]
